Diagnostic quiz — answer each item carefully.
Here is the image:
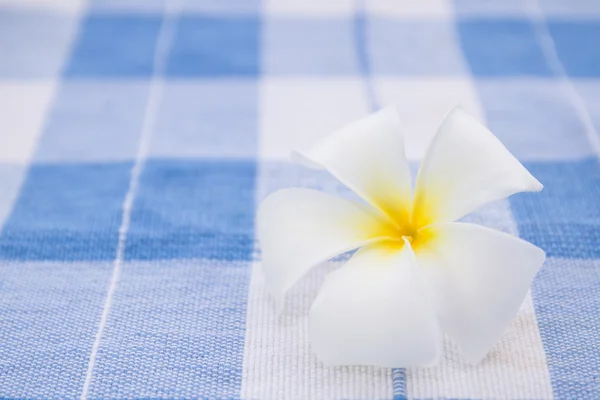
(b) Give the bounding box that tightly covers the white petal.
[293,106,413,226]
[257,188,397,297]
[415,222,546,363]
[412,107,542,226]
[309,241,442,367]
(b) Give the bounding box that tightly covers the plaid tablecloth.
[0,0,599,398]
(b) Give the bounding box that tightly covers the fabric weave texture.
[0,0,598,399]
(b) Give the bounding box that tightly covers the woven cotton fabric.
[0,0,599,399]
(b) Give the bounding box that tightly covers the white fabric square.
[367,0,452,17]
[374,77,485,161]
[264,0,354,16]
[0,82,57,164]
[0,0,85,12]
[259,77,370,161]
[0,8,82,79]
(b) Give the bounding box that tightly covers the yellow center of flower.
[375,206,437,254]
[398,224,418,243]
[360,180,442,254]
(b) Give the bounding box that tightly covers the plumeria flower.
[257,106,545,367]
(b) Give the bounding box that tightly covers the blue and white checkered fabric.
[0,0,598,398]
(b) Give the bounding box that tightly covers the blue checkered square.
[166,16,259,77]
[151,80,258,159]
[264,18,357,75]
[369,18,468,75]
[452,0,529,15]
[474,78,592,160]
[0,163,131,261]
[547,21,600,77]
[510,159,600,259]
[458,19,552,76]
[90,0,165,12]
[181,0,260,14]
[125,160,256,261]
[65,14,162,78]
[35,82,150,162]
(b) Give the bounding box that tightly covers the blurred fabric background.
[0,0,598,398]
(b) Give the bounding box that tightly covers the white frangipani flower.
[257,106,545,368]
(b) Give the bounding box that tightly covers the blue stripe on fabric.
[353,9,379,111]
[64,13,163,78]
[547,20,600,77]
[0,160,258,263]
[452,0,528,15]
[457,18,552,77]
[0,163,132,261]
[166,15,260,77]
[392,367,408,400]
[510,158,600,259]
[89,0,166,13]
[124,159,257,261]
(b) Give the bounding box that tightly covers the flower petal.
[414,222,546,363]
[257,188,397,298]
[292,106,413,226]
[309,241,442,367]
[412,107,542,227]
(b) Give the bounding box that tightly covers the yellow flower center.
[376,210,436,254]
[367,187,440,254]
[398,224,418,243]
